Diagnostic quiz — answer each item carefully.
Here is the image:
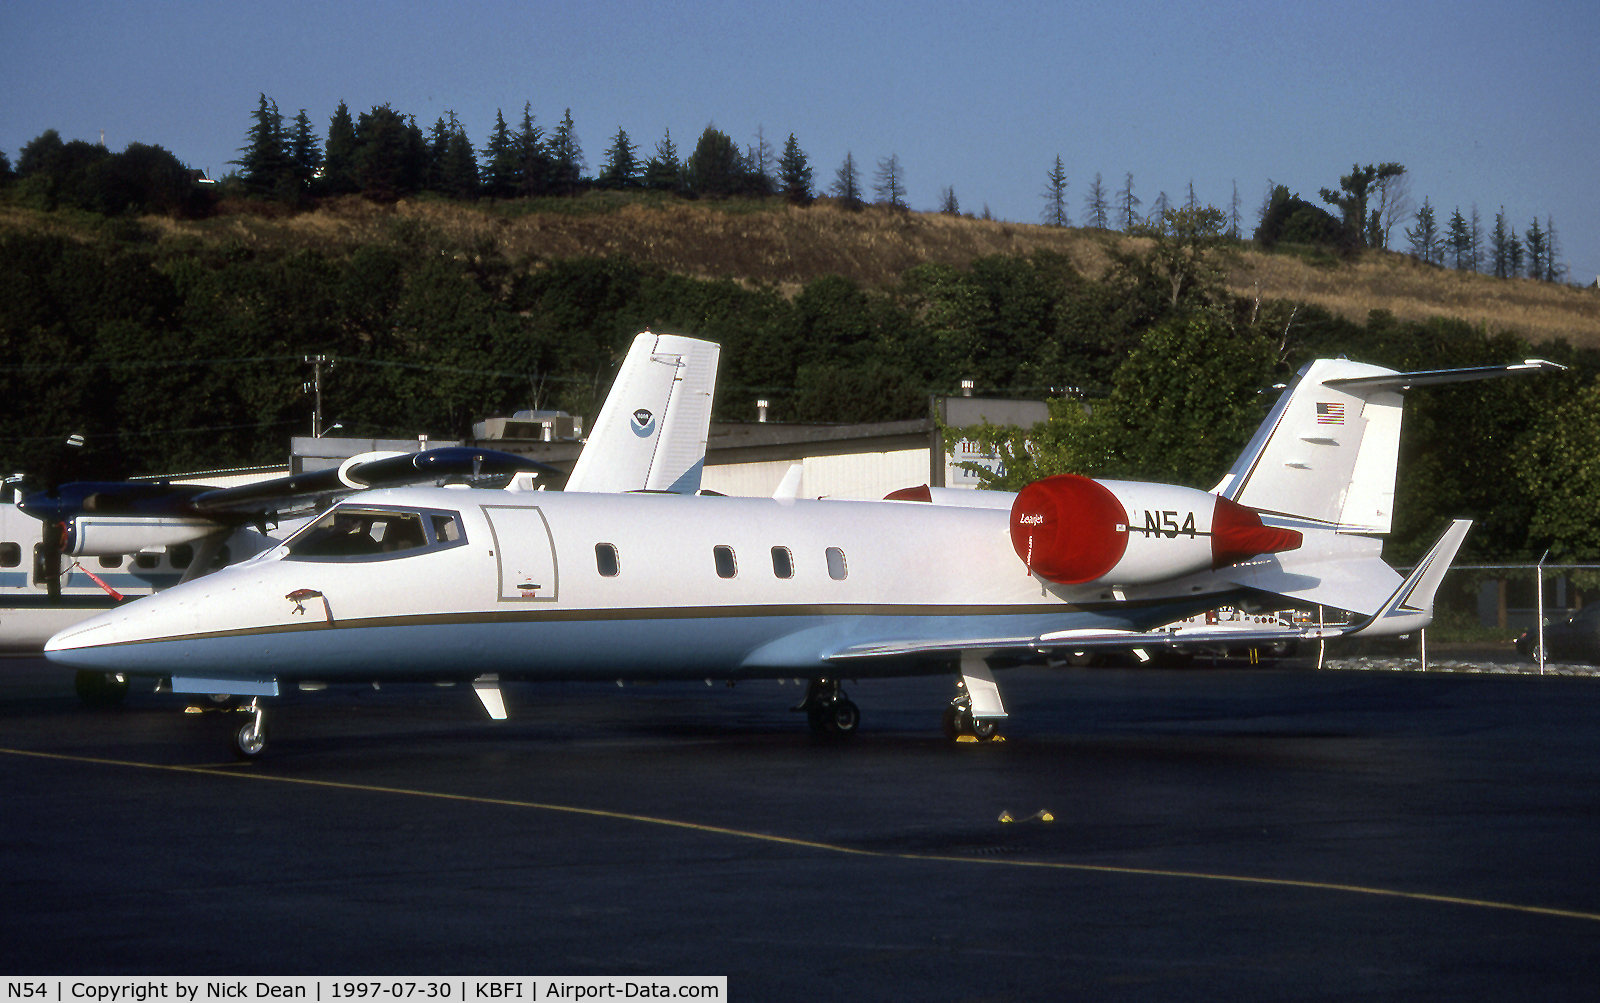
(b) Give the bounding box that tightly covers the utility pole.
[303,354,333,438]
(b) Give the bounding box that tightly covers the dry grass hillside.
[76,194,1600,348]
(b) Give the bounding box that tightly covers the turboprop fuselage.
[44,485,1262,686]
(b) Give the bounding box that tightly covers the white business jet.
[45,356,1556,757]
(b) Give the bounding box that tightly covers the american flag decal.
[1316,402,1345,425]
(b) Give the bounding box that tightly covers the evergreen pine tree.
[1446,207,1471,270]
[288,109,320,196]
[1116,172,1140,230]
[644,128,680,192]
[1405,199,1440,264]
[441,112,478,199]
[686,125,739,197]
[939,185,959,214]
[746,126,775,195]
[514,104,548,197]
[1082,172,1109,229]
[598,127,638,189]
[1490,209,1511,278]
[873,153,906,209]
[549,109,583,194]
[1040,156,1068,227]
[232,94,291,198]
[1524,217,1547,281]
[1544,216,1566,283]
[1148,191,1172,231]
[323,101,358,194]
[483,109,518,197]
[777,133,812,204]
[1228,180,1242,239]
[831,152,862,209]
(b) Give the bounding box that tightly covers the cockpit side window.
[286,507,466,562]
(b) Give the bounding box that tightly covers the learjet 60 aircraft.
[45,355,1557,757]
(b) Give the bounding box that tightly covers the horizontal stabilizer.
[1347,519,1472,637]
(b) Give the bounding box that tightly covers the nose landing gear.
[231,698,268,759]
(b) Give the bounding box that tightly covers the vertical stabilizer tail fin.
[1213,359,1561,534]
[1348,519,1472,636]
[564,332,721,494]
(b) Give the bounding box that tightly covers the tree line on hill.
[0,95,1572,284]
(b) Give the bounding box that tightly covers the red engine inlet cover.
[1010,475,1129,584]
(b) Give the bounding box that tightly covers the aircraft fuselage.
[45,487,1240,686]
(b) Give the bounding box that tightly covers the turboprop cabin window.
[713,545,737,579]
[0,542,19,568]
[286,507,462,562]
[826,547,848,581]
[771,546,793,579]
[595,543,620,577]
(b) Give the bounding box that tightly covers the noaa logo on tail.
[631,408,656,437]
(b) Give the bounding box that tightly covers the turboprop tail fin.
[564,332,721,494]
[1212,359,1560,535]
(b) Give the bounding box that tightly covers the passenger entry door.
[481,505,559,602]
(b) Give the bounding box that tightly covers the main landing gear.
[231,698,268,760]
[797,678,860,738]
[942,687,999,741]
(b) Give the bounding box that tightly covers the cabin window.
[0,542,19,568]
[169,544,194,569]
[771,546,793,579]
[595,543,620,577]
[713,545,737,579]
[134,553,161,569]
[286,506,463,562]
[826,547,848,581]
[97,555,122,569]
[432,514,462,543]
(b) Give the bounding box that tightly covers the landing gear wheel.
[232,721,267,760]
[75,670,129,708]
[969,716,999,741]
[825,699,860,737]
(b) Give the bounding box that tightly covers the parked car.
[1516,604,1600,663]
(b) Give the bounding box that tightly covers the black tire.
[232,721,267,760]
[826,699,860,737]
[970,717,999,741]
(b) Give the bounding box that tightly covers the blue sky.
[3,0,1597,292]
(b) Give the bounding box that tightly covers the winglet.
[1347,519,1472,637]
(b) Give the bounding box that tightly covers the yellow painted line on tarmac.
[6,744,1599,924]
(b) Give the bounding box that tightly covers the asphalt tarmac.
[3,654,1599,1001]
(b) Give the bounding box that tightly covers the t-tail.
[564,332,721,494]
[1212,358,1561,534]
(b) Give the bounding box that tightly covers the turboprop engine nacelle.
[1009,474,1302,586]
[66,516,223,558]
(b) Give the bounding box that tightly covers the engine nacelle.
[1009,474,1302,586]
[67,516,224,558]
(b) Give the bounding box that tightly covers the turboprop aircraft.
[43,355,1557,758]
[3,331,720,652]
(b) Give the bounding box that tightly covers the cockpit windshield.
[286,506,466,562]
